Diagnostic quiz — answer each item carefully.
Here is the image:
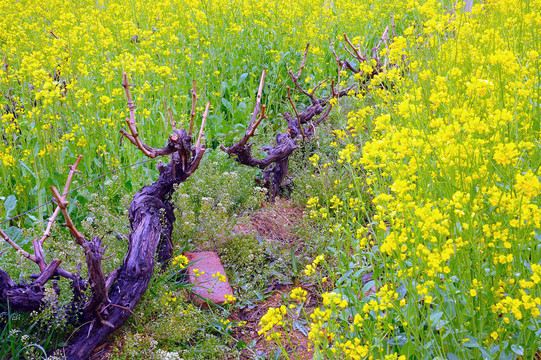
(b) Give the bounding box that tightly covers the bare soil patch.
[233,198,305,245]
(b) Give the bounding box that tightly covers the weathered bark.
[222,67,354,199]
[60,97,208,359]
[0,149,196,359]
[62,192,170,359]
[0,74,209,359]
[0,269,45,312]
[222,27,393,200]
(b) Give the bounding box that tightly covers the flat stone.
[184,251,234,308]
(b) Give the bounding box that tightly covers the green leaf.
[429,310,443,324]
[462,337,479,348]
[362,280,375,295]
[4,195,17,219]
[396,284,407,299]
[446,353,460,360]
[478,346,491,359]
[237,100,247,113]
[511,344,524,356]
[220,81,228,94]
[435,319,449,331]
[19,160,36,179]
[292,319,309,336]
[222,98,233,112]
[399,341,416,356]
[93,157,102,168]
[372,265,383,280]
[238,73,249,86]
[388,333,408,346]
[236,341,247,350]
[4,226,23,244]
[462,338,491,359]
[337,269,353,285]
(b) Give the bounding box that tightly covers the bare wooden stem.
[121,72,154,158]
[168,107,176,129]
[221,70,267,154]
[314,101,334,127]
[41,155,83,245]
[286,86,300,119]
[373,25,390,61]
[251,69,266,124]
[195,102,210,150]
[295,43,310,79]
[50,186,85,244]
[33,260,62,287]
[250,104,266,137]
[342,42,357,60]
[391,13,396,39]
[312,78,328,94]
[344,33,367,62]
[3,57,8,80]
[222,33,379,200]
[189,80,197,136]
[0,228,38,263]
[121,74,203,159]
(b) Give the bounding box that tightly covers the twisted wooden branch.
[189,80,197,136]
[40,155,83,246]
[1,72,212,358]
[220,70,267,154]
[220,29,397,199]
[0,156,84,312]
[61,73,210,359]
[1,156,82,278]
[286,44,317,104]
[0,228,37,263]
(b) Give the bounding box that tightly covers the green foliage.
[172,151,265,246]
[108,267,240,359]
[0,302,64,360]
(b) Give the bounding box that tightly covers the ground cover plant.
[1,0,541,359]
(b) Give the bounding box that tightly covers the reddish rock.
[184,251,234,308]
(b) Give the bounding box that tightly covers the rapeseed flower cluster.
[211,271,226,282]
[304,254,325,276]
[2,0,541,358]
[290,287,308,303]
[257,305,286,340]
[171,254,189,269]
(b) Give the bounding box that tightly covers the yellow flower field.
[291,0,541,358]
[0,0,406,207]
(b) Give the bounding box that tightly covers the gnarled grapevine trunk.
[221,29,392,199]
[61,75,209,359]
[0,73,210,360]
[63,158,188,358]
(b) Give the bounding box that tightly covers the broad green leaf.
[4,195,17,219]
[429,310,443,324]
[237,73,249,85]
[222,98,233,112]
[4,226,23,244]
[511,345,524,356]
[362,280,375,295]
